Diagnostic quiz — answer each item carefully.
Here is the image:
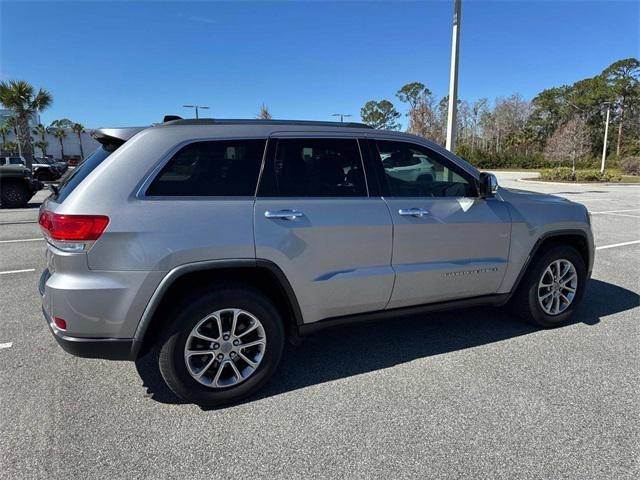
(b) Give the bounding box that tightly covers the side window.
[259,138,367,197]
[376,140,475,198]
[146,139,265,196]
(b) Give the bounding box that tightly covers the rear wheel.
[158,286,285,407]
[511,245,587,327]
[0,181,31,208]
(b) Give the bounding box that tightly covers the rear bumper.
[40,269,136,361]
[42,307,134,360]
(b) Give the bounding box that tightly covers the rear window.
[52,146,114,203]
[146,139,265,197]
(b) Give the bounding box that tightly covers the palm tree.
[50,126,67,161]
[33,123,46,142]
[0,122,9,146]
[49,119,74,160]
[34,140,49,157]
[0,80,53,169]
[71,123,85,159]
[32,123,48,156]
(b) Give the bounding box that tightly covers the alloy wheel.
[537,259,578,316]
[184,308,266,388]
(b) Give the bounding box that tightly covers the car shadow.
[135,279,638,407]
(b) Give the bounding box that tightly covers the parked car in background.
[38,118,594,407]
[0,162,43,208]
[0,155,26,167]
[32,157,65,181]
[0,155,66,181]
[382,151,437,183]
[67,156,82,167]
[33,157,67,180]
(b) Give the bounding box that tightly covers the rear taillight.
[39,211,109,251]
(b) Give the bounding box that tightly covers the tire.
[511,244,587,328]
[158,285,285,407]
[0,181,31,208]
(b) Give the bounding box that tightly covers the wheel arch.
[509,229,591,300]
[132,259,303,358]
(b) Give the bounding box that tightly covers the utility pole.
[332,113,352,123]
[445,0,461,152]
[600,103,611,173]
[183,104,210,119]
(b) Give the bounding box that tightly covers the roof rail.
[160,118,373,129]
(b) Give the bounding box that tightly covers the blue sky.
[1,1,638,128]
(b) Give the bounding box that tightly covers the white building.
[0,110,100,161]
[29,129,100,161]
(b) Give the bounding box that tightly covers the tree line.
[0,80,87,169]
[360,58,640,170]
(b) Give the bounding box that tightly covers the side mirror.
[479,172,498,198]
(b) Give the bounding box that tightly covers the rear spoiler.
[91,127,146,150]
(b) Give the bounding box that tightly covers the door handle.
[398,208,430,218]
[264,209,304,221]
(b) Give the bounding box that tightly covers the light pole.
[332,113,352,123]
[600,102,611,173]
[445,0,461,152]
[183,104,210,119]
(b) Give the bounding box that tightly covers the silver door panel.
[386,197,511,308]
[254,198,394,323]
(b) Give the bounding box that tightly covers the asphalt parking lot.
[1,173,638,479]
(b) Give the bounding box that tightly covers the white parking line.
[0,342,13,350]
[591,208,640,214]
[596,240,640,251]
[0,268,36,275]
[0,220,38,225]
[592,212,640,219]
[0,238,43,244]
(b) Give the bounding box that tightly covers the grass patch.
[621,175,640,184]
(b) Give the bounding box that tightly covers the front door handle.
[264,209,304,221]
[398,208,430,218]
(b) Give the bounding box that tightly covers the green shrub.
[620,156,640,175]
[455,146,601,171]
[539,168,621,182]
[539,167,575,181]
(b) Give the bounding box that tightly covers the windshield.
[52,146,115,203]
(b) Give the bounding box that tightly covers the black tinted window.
[260,138,366,197]
[147,140,265,197]
[53,146,114,203]
[376,140,475,197]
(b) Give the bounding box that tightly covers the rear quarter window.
[146,139,266,197]
[52,146,114,203]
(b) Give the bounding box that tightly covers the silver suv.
[38,119,594,407]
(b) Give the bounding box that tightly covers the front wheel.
[511,245,587,328]
[158,286,285,407]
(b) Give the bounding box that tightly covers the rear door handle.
[398,208,430,218]
[264,209,304,221]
